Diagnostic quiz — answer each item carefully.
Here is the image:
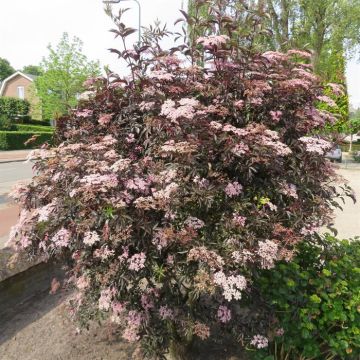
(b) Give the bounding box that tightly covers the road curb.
[0,261,64,325]
[0,159,27,164]
[0,246,43,282]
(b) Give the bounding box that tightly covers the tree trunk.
[168,340,192,360]
[167,333,194,360]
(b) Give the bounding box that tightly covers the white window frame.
[17,86,25,99]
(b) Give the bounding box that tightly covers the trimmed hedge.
[340,144,360,152]
[26,119,51,126]
[0,115,16,131]
[0,97,30,118]
[16,124,54,133]
[0,131,53,150]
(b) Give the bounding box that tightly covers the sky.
[0,0,359,108]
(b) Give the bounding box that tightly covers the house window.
[17,86,25,99]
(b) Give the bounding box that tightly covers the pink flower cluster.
[193,322,210,340]
[37,199,58,222]
[76,109,93,118]
[152,228,172,250]
[159,305,174,320]
[93,245,115,260]
[51,228,71,248]
[83,231,100,246]
[250,334,269,349]
[262,51,289,62]
[213,271,247,301]
[126,177,151,194]
[280,183,298,199]
[161,140,197,154]
[299,136,332,155]
[217,305,231,323]
[188,247,224,269]
[231,142,249,156]
[225,182,243,197]
[76,275,90,290]
[269,110,282,122]
[80,173,118,190]
[149,69,174,81]
[287,49,312,58]
[257,240,278,269]
[184,216,205,229]
[197,35,229,47]
[232,213,246,227]
[317,95,337,107]
[231,250,254,264]
[160,98,199,123]
[128,253,146,271]
[98,113,113,126]
[259,130,292,156]
[98,288,113,311]
[327,83,344,96]
[123,310,143,342]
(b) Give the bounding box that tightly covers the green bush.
[15,124,54,133]
[353,151,360,163]
[252,235,360,359]
[0,114,16,131]
[0,97,30,118]
[340,144,360,153]
[0,131,53,150]
[27,119,51,126]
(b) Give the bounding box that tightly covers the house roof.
[24,73,37,81]
[0,71,36,96]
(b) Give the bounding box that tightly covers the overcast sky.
[0,0,359,108]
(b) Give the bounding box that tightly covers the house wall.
[2,74,33,99]
[2,75,42,120]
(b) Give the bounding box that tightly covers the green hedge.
[0,131,53,150]
[0,97,30,118]
[26,119,51,126]
[340,144,360,152]
[16,124,54,133]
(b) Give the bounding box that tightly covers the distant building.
[0,71,41,119]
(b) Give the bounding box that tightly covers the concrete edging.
[0,159,27,164]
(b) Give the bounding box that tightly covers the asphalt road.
[0,161,33,199]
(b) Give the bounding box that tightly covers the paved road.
[0,162,33,198]
[0,162,33,247]
[332,168,360,239]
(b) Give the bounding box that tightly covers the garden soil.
[0,290,248,360]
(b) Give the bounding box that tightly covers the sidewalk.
[0,203,19,249]
[0,150,32,164]
[0,203,42,282]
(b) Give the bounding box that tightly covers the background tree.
[185,0,271,66]
[35,33,101,120]
[266,0,360,72]
[346,108,360,151]
[0,57,15,80]
[188,0,360,79]
[266,0,360,127]
[188,0,360,129]
[22,65,43,76]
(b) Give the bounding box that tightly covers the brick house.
[0,71,41,119]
